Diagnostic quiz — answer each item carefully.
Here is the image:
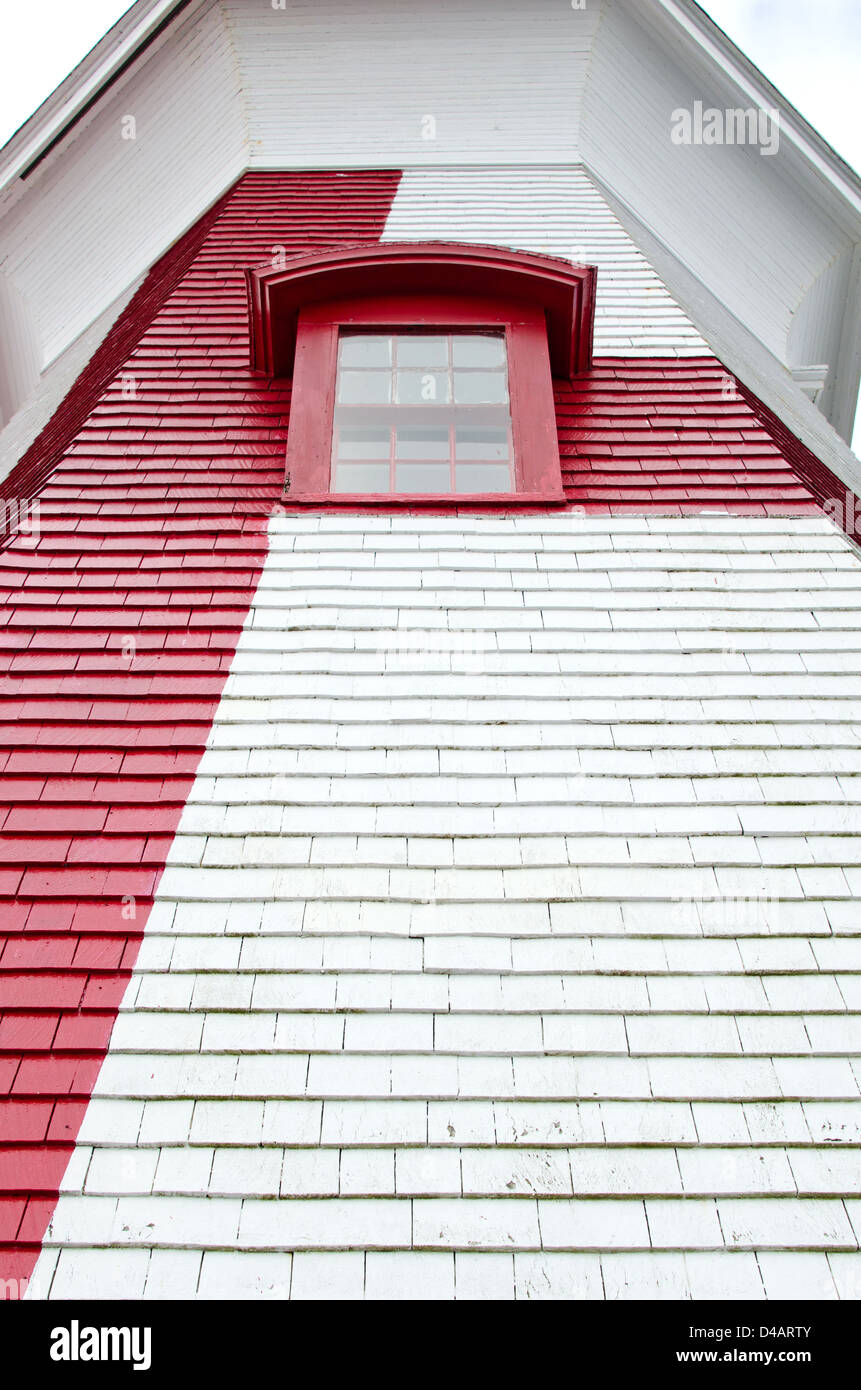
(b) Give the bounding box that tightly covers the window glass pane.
[338,371,391,405]
[396,335,449,368]
[333,462,391,492]
[339,335,392,368]
[453,371,508,404]
[396,370,451,405]
[395,463,451,493]
[456,463,512,493]
[455,426,510,461]
[396,426,450,459]
[330,330,516,495]
[452,334,506,368]
[336,422,391,459]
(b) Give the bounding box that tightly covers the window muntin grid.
[331,331,514,494]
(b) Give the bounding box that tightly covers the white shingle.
[320,1099,424,1146]
[413,1197,540,1249]
[279,1148,340,1196]
[455,1252,515,1300]
[600,1101,696,1145]
[44,1196,118,1246]
[601,1252,691,1300]
[290,1252,365,1300]
[683,1252,765,1301]
[154,1147,214,1195]
[539,1199,649,1250]
[462,1149,572,1197]
[366,1252,455,1300]
[84,1148,158,1196]
[645,1199,723,1249]
[827,1252,861,1301]
[77,1098,144,1147]
[143,1249,202,1299]
[428,1101,495,1146]
[51,1248,150,1301]
[514,1252,603,1299]
[111,1195,242,1248]
[44,514,861,1293]
[239,1197,411,1249]
[678,1148,796,1196]
[568,1149,682,1196]
[190,1101,264,1145]
[396,1148,461,1196]
[340,1149,396,1196]
[718,1198,857,1249]
[198,1250,293,1300]
[209,1148,283,1197]
[756,1251,837,1300]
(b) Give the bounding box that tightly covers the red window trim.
[246,241,596,509]
[284,293,565,504]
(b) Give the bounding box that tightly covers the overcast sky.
[0,0,859,449]
[697,0,861,173]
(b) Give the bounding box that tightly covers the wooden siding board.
[0,170,402,1292]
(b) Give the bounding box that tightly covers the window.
[332,331,514,495]
[247,242,596,507]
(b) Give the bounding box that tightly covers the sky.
[696,0,861,174]
[0,0,859,447]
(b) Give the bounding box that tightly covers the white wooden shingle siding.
[383,168,709,356]
[6,0,861,1303]
[29,513,861,1301]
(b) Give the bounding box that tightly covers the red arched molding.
[246,241,596,381]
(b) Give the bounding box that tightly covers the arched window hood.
[247,241,596,380]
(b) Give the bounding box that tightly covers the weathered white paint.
[382,167,709,356]
[29,512,861,1301]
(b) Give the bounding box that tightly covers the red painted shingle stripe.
[0,171,403,1293]
[555,361,825,516]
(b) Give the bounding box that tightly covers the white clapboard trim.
[227,0,596,168]
[31,512,861,1301]
[382,166,709,356]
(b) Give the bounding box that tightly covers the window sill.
[277,491,568,511]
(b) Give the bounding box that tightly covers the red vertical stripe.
[0,171,402,1292]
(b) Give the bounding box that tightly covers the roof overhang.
[246,241,597,380]
[1,0,860,486]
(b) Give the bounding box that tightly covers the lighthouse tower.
[1,0,860,1302]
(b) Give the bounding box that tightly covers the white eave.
[662,0,861,229]
[0,0,194,192]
